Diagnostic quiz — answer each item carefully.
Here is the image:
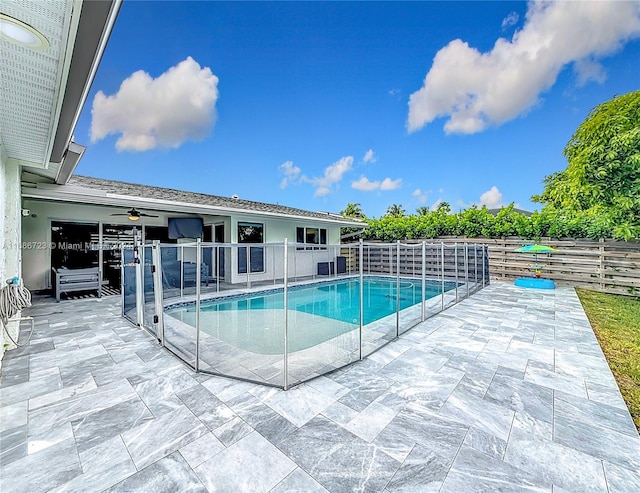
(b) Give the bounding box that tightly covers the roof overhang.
[21,182,367,228]
[2,0,121,178]
[48,0,121,165]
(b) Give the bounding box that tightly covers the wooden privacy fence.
[340,242,489,286]
[435,237,639,297]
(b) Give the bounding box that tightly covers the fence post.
[396,241,400,337]
[441,242,445,311]
[359,239,364,360]
[152,240,164,346]
[474,243,478,290]
[246,246,251,289]
[482,244,486,287]
[464,243,469,298]
[454,243,459,303]
[120,243,125,318]
[180,244,184,297]
[134,233,144,326]
[284,239,289,390]
[421,241,426,322]
[599,238,605,292]
[195,239,201,372]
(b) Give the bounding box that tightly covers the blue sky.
[74,1,640,218]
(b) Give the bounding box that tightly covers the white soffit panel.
[0,0,74,167]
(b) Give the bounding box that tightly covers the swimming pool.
[165,276,457,354]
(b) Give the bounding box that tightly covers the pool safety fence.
[122,240,489,389]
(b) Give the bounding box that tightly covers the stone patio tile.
[51,436,136,492]
[263,382,337,427]
[213,415,254,446]
[554,390,638,437]
[523,365,588,399]
[0,423,27,466]
[106,451,206,493]
[603,461,640,493]
[553,414,640,472]
[27,420,74,455]
[179,432,225,469]
[71,396,155,452]
[27,378,137,436]
[0,438,82,493]
[321,400,359,427]
[438,386,515,441]
[504,427,608,493]
[385,444,452,493]
[271,467,330,493]
[585,380,628,410]
[462,426,507,460]
[0,366,62,407]
[379,402,468,461]
[441,446,549,493]
[195,431,296,492]
[484,373,554,423]
[343,400,398,442]
[121,404,208,470]
[131,366,200,406]
[177,383,237,429]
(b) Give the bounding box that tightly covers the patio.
[1,282,639,492]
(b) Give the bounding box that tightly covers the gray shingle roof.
[68,175,362,224]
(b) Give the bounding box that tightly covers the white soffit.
[0,0,76,168]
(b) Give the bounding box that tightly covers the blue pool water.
[198,277,454,325]
[165,277,458,354]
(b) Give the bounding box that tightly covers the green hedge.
[361,204,637,242]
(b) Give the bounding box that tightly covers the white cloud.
[407,1,640,134]
[413,188,428,204]
[305,156,354,197]
[90,57,219,151]
[501,11,519,30]
[279,161,301,188]
[380,177,402,190]
[362,149,376,164]
[351,175,402,192]
[479,186,503,208]
[430,198,443,211]
[352,176,380,191]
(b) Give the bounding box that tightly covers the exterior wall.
[21,199,226,291]
[21,198,348,290]
[0,153,22,359]
[227,215,345,284]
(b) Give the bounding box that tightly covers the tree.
[340,203,366,219]
[385,204,405,218]
[532,90,640,239]
[416,206,430,216]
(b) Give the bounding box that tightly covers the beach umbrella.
[515,244,557,277]
[514,244,557,254]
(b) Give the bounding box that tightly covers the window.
[296,227,328,250]
[238,222,264,273]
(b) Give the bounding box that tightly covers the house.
[20,174,363,291]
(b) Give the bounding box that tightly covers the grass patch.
[576,288,640,432]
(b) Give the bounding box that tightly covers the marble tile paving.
[1,282,639,492]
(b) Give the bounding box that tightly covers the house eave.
[21,184,366,227]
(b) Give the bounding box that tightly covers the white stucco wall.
[0,151,22,360]
[21,198,349,290]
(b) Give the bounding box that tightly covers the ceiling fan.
[110,208,158,221]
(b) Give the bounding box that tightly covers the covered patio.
[1,282,639,492]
